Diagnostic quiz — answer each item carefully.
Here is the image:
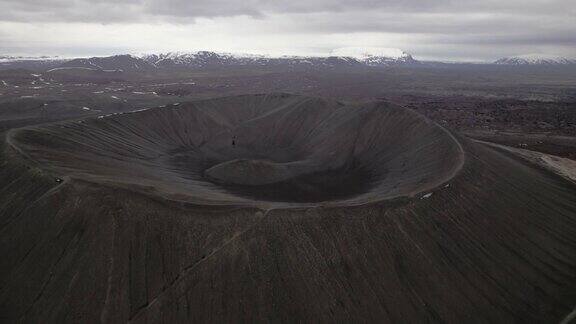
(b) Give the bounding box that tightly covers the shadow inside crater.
[213,161,383,203]
[169,150,381,203]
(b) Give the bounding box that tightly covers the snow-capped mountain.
[495,54,576,65]
[4,51,576,72]
[140,49,419,69]
[1,49,420,71]
[0,55,63,63]
[141,51,277,68]
[0,55,68,71]
[59,54,156,72]
[330,47,417,65]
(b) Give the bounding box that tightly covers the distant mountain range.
[0,50,574,71]
[0,55,62,62]
[140,49,419,69]
[0,49,420,71]
[494,54,576,65]
[329,47,417,65]
[0,55,68,71]
[58,55,156,72]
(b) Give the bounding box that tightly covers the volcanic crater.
[2,94,576,323]
[9,93,464,207]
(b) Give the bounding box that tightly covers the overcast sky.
[0,0,574,61]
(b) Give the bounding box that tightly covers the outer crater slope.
[0,94,575,323]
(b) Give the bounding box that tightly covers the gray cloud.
[0,0,574,61]
[1,0,573,22]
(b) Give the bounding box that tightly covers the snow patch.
[330,47,409,59]
[421,192,433,199]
